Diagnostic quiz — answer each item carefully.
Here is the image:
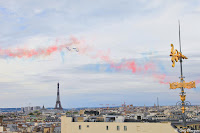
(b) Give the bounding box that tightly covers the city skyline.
[0,0,200,108]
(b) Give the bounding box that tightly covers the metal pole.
[178,21,187,129]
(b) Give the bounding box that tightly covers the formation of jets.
[66,47,79,52]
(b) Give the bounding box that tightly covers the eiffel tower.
[54,82,63,110]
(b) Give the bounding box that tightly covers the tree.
[29,112,34,115]
[37,113,41,116]
[73,112,78,114]
[34,110,39,113]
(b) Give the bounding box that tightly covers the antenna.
[179,20,182,53]
[178,20,184,77]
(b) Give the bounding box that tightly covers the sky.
[0,0,200,108]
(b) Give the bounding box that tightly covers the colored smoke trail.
[1,36,198,86]
[85,46,169,84]
[110,60,168,84]
[0,36,169,84]
[0,37,81,58]
[196,80,200,85]
[110,60,155,73]
[153,74,169,84]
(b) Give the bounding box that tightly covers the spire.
[157,97,159,109]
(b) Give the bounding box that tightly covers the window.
[117,126,120,131]
[79,125,81,130]
[124,126,127,131]
[87,125,89,128]
[106,126,109,130]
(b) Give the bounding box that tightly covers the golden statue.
[170,44,188,67]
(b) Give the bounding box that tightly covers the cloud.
[0,0,199,107]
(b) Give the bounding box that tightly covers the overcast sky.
[0,0,200,108]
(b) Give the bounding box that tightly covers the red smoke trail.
[0,37,81,58]
[153,74,169,84]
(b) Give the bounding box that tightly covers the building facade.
[61,116,177,133]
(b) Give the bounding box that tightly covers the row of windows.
[79,125,127,131]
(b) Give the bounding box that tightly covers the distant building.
[33,106,40,111]
[42,105,45,110]
[54,126,61,133]
[44,116,61,122]
[21,106,41,113]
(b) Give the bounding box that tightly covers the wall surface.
[61,116,178,133]
[0,126,3,133]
